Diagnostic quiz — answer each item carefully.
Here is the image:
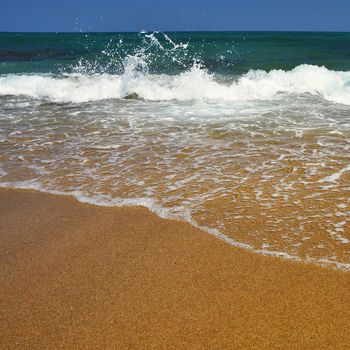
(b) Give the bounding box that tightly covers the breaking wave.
[0,64,350,105]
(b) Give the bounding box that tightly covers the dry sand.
[0,187,349,349]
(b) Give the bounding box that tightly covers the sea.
[0,31,349,270]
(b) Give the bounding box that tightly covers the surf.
[0,64,350,105]
[1,31,350,271]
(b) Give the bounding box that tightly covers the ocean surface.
[1,31,350,270]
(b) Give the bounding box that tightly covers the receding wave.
[0,64,350,105]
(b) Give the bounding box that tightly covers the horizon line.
[1,29,350,34]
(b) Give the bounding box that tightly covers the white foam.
[319,164,350,184]
[1,64,350,104]
[0,167,6,177]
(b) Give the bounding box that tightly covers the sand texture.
[1,188,350,349]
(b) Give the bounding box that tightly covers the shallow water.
[1,32,349,269]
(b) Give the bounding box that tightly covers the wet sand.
[1,187,349,349]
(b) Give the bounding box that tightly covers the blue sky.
[1,0,350,32]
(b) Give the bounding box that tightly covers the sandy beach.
[0,187,349,349]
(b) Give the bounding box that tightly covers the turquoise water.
[0,32,350,269]
[1,31,350,75]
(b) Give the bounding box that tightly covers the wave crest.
[0,64,349,105]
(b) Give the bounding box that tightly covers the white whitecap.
[0,64,349,105]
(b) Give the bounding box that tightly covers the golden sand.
[1,188,350,349]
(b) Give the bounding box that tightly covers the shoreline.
[1,184,348,272]
[1,187,350,349]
